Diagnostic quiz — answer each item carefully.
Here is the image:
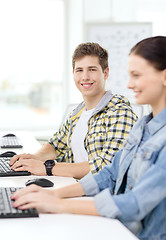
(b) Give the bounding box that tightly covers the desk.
[0,131,42,155]
[0,131,138,240]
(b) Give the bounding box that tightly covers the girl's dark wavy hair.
[130,36,166,71]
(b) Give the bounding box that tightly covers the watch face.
[44,160,55,167]
[44,160,55,176]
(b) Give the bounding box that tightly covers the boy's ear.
[104,67,109,80]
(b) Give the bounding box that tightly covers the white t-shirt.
[71,108,94,163]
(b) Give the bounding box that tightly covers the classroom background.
[0,0,165,143]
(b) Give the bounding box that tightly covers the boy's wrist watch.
[44,160,55,176]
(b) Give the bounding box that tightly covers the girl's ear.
[163,69,166,86]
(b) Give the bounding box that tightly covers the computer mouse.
[3,133,16,137]
[0,151,17,157]
[25,178,54,188]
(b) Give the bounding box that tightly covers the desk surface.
[0,131,138,240]
[0,131,41,154]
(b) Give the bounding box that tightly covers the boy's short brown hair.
[72,42,108,72]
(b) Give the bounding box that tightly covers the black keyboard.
[0,187,38,218]
[0,136,23,148]
[0,157,30,177]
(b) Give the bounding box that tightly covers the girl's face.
[128,54,166,116]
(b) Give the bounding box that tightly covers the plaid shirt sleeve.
[49,118,70,159]
[87,102,137,174]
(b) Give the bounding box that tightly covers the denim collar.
[145,108,166,135]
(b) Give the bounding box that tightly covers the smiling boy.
[10,42,137,178]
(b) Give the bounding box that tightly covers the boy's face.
[73,55,109,100]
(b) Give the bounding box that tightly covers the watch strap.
[44,160,55,176]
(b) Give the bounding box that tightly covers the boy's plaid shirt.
[49,92,137,174]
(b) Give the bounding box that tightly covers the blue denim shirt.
[80,108,166,240]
